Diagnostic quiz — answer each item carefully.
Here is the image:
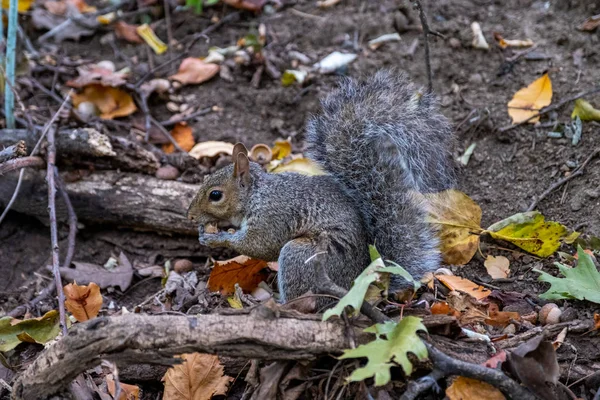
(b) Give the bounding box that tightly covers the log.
[0,140,27,163]
[0,169,199,234]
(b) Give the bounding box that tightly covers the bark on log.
[0,169,199,234]
[0,140,27,163]
[0,128,160,174]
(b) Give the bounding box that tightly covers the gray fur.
[188,70,456,302]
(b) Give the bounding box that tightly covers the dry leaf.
[64,282,103,322]
[436,275,491,300]
[72,84,137,119]
[221,0,266,12]
[507,74,552,124]
[571,98,600,121]
[189,141,234,159]
[486,302,520,327]
[114,21,143,44]
[578,15,600,32]
[57,254,134,291]
[270,157,325,175]
[106,374,140,400]
[66,63,129,88]
[317,0,341,8]
[136,23,167,54]
[593,313,600,331]
[493,32,534,49]
[447,377,506,400]
[169,58,220,86]
[271,139,292,160]
[484,255,510,279]
[163,123,195,153]
[425,190,483,265]
[208,256,270,295]
[163,353,233,400]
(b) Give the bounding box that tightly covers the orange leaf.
[593,313,600,331]
[436,275,491,300]
[72,84,137,119]
[163,353,233,400]
[222,0,266,12]
[106,374,140,400]
[430,301,460,317]
[63,282,103,322]
[447,377,506,400]
[207,255,270,295]
[486,302,520,328]
[507,74,552,124]
[169,58,220,86]
[163,123,195,154]
[114,21,143,44]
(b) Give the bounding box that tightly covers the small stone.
[155,164,180,180]
[448,37,461,48]
[559,307,578,322]
[584,189,599,199]
[469,73,483,85]
[174,259,193,273]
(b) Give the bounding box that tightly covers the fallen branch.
[0,156,44,174]
[0,140,26,163]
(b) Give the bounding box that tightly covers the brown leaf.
[57,253,134,291]
[106,374,140,400]
[486,302,520,328]
[446,377,506,400]
[208,255,270,295]
[72,84,137,119]
[64,282,103,322]
[222,0,266,12]
[114,21,143,44]
[169,58,219,86]
[163,353,233,400]
[484,255,510,279]
[163,123,195,154]
[189,141,234,159]
[578,15,600,31]
[594,313,600,331]
[436,274,491,300]
[66,64,129,88]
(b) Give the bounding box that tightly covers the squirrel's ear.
[232,143,249,158]
[233,152,251,187]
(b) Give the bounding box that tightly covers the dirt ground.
[1,0,600,398]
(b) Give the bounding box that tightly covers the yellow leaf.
[136,24,167,55]
[227,294,243,309]
[270,157,325,175]
[2,0,34,13]
[484,211,567,257]
[72,84,137,119]
[571,99,600,121]
[271,138,292,160]
[425,190,483,265]
[436,275,491,300]
[447,377,506,400]
[163,353,233,400]
[484,255,510,279]
[507,74,552,124]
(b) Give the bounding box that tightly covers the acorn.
[250,144,273,164]
[539,303,562,326]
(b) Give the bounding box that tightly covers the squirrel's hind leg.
[277,237,320,304]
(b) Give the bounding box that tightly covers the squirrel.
[187,70,456,303]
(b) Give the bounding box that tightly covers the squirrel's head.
[186,143,252,230]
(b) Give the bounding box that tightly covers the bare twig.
[499,86,600,133]
[412,0,433,93]
[151,116,185,152]
[47,127,68,337]
[55,169,77,269]
[526,148,600,211]
[8,281,56,318]
[0,156,44,174]
[0,140,26,163]
[160,106,213,127]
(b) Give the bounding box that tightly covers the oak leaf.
[207,256,271,295]
[163,353,233,400]
[64,282,103,322]
[507,74,552,124]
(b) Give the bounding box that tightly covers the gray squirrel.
[187,70,456,303]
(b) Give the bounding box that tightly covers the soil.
[1,0,600,398]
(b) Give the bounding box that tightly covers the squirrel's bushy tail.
[305,70,456,279]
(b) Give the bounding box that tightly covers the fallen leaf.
[208,256,270,295]
[221,0,266,12]
[484,351,507,369]
[271,139,292,160]
[425,190,483,265]
[163,353,233,400]
[2,0,34,12]
[593,313,600,331]
[535,245,600,304]
[270,157,325,175]
[163,123,195,153]
[485,211,567,258]
[445,290,489,325]
[57,254,134,291]
[0,310,61,352]
[493,32,534,49]
[169,58,220,86]
[578,14,600,31]
[484,255,510,279]
[114,21,143,44]
[339,317,428,386]
[136,23,167,54]
[571,99,600,121]
[227,293,243,309]
[72,84,137,119]
[447,377,506,400]
[486,302,520,327]
[66,63,129,88]
[189,141,234,159]
[106,374,140,400]
[317,0,341,8]
[507,73,552,124]
[436,275,491,300]
[64,282,103,322]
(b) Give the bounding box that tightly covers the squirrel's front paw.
[198,231,231,247]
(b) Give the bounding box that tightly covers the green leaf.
[0,310,61,352]
[534,246,600,303]
[571,99,600,122]
[339,316,428,386]
[485,211,568,257]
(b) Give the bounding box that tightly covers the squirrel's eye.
[209,190,223,202]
